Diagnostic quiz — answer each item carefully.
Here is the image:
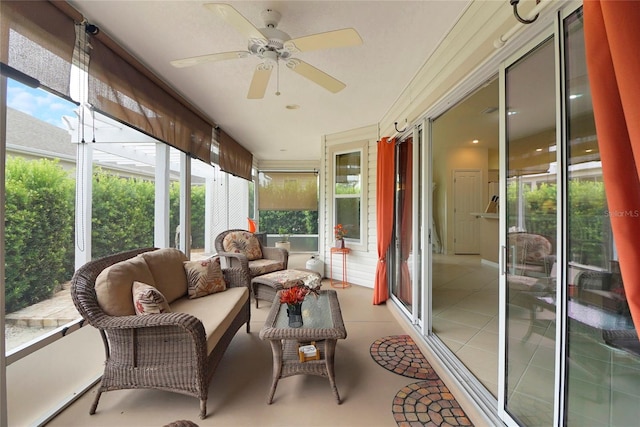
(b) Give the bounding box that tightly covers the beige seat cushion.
[248,259,286,277]
[140,248,189,304]
[170,287,249,354]
[96,255,155,316]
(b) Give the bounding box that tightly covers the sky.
[6,79,77,130]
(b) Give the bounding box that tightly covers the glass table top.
[274,292,333,329]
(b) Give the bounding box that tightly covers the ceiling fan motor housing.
[249,25,292,60]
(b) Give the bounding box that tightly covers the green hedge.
[507,179,609,267]
[5,159,206,313]
[258,210,318,236]
[5,157,74,312]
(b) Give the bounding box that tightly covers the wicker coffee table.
[251,268,321,308]
[259,290,347,404]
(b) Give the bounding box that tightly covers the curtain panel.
[218,129,253,181]
[0,0,76,98]
[584,0,640,331]
[374,137,396,305]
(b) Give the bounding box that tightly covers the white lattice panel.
[228,175,249,230]
[205,171,250,253]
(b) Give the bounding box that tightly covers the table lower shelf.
[280,340,328,378]
[267,339,341,404]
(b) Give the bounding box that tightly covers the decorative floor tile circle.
[392,380,474,426]
[370,336,474,426]
[370,335,438,379]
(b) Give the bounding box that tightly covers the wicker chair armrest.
[96,311,203,333]
[217,251,248,271]
[261,246,288,263]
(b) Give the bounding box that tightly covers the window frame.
[330,140,368,252]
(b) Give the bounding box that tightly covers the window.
[332,141,367,249]
[258,171,319,251]
[4,79,79,352]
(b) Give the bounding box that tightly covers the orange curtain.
[374,137,396,304]
[584,0,640,331]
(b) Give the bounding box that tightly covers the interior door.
[453,169,481,254]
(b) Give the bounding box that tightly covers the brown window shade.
[1,0,75,97]
[218,129,253,181]
[259,172,318,211]
[87,36,212,162]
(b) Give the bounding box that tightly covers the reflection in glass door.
[392,136,413,311]
[504,37,557,426]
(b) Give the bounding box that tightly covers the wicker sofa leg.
[89,388,102,415]
[199,400,207,419]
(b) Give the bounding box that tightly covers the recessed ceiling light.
[569,94,583,100]
[585,149,593,153]
[507,110,518,116]
[472,139,479,144]
[285,104,300,110]
[536,148,543,152]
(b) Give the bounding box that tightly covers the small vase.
[335,239,345,249]
[287,303,303,328]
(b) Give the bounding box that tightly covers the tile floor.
[431,254,500,396]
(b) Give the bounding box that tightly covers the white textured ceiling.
[68,1,469,162]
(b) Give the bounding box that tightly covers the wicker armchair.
[215,229,288,279]
[70,247,251,419]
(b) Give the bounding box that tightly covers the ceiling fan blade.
[247,64,273,99]
[286,59,346,94]
[284,28,362,53]
[170,51,250,68]
[204,3,267,44]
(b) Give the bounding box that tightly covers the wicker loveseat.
[215,229,288,278]
[70,247,251,419]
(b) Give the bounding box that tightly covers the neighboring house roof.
[6,107,75,160]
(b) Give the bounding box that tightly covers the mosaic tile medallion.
[393,380,473,426]
[370,335,474,427]
[370,335,437,379]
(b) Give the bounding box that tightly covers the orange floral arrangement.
[280,285,310,307]
[334,223,347,240]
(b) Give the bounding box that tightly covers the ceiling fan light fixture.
[262,50,278,63]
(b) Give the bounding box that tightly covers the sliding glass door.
[503,35,558,426]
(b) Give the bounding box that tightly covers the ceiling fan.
[170,3,363,99]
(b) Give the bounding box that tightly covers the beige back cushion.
[95,255,155,316]
[222,231,263,261]
[139,248,189,304]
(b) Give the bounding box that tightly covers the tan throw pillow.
[183,257,227,299]
[132,281,171,315]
